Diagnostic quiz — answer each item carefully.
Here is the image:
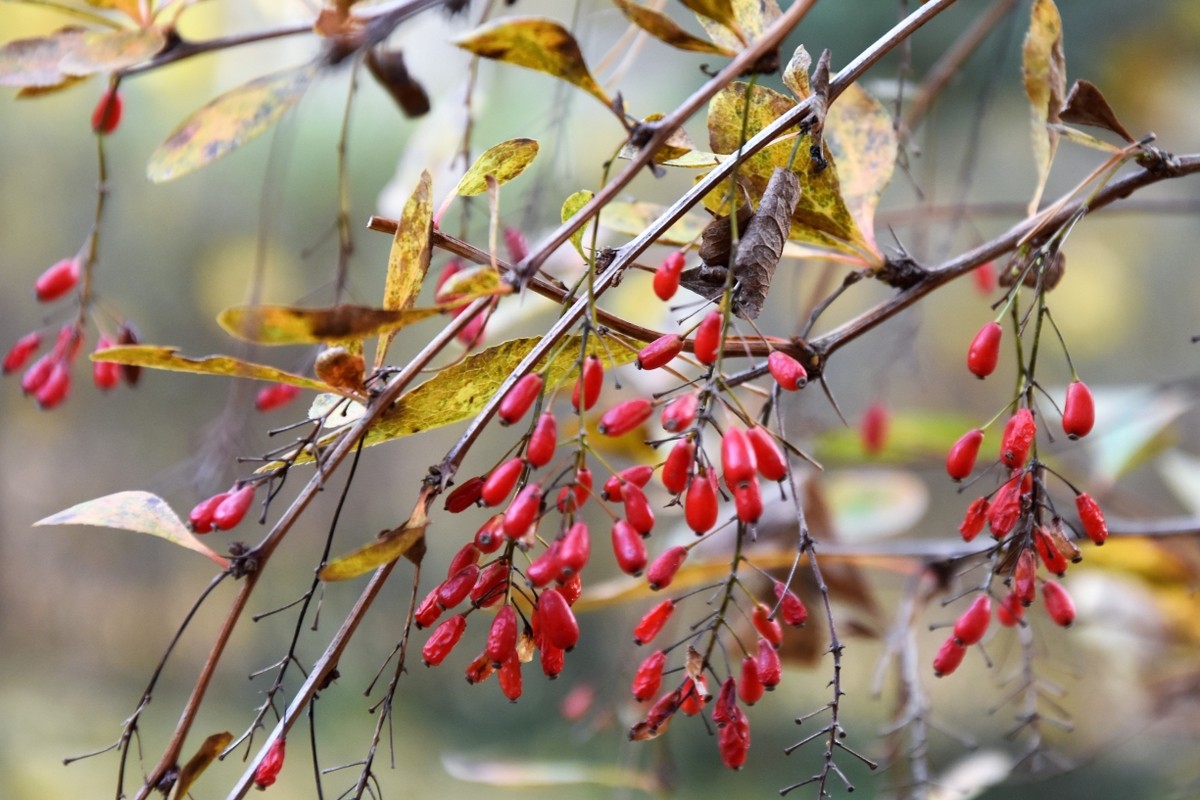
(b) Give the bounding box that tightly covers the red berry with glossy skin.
[685,468,719,534]
[755,637,781,689]
[537,587,579,651]
[559,571,583,605]
[473,514,506,553]
[422,614,467,666]
[213,485,255,530]
[636,334,683,371]
[1042,579,1076,627]
[738,656,764,705]
[188,493,228,534]
[717,706,750,770]
[91,87,122,134]
[525,412,558,467]
[253,738,285,789]
[946,429,984,481]
[481,457,524,507]
[498,653,523,701]
[445,477,484,513]
[503,484,542,538]
[447,542,481,579]
[647,546,688,590]
[660,393,699,433]
[996,591,1025,627]
[774,583,808,626]
[498,373,543,425]
[557,521,591,576]
[3,332,41,374]
[437,565,480,609]
[1012,548,1037,606]
[746,426,787,481]
[603,464,653,501]
[525,548,561,588]
[622,483,656,535]
[986,475,1023,538]
[255,382,300,411]
[556,467,592,513]
[752,603,783,647]
[1062,381,1095,440]
[598,397,653,437]
[572,355,603,411]
[611,519,647,576]
[1000,408,1036,468]
[1075,493,1108,545]
[633,599,675,645]
[721,426,757,485]
[694,310,723,365]
[633,650,667,701]
[35,360,71,409]
[470,559,510,608]
[967,321,1002,378]
[662,439,694,495]
[35,257,80,302]
[653,251,685,301]
[861,402,888,455]
[732,477,763,524]
[933,636,966,677]
[767,351,807,391]
[486,605,519,666]
[415,588,443,628]
[952,594,992,645]
[959,497,989,542]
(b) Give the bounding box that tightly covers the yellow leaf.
[454,138,540,197]
[320,512,427,581]
[379,170,434,366]
[695,0,781,51]
[679,0,739,32]
[16,74,87,99]
[82,0,144,19]
[616,113,720,166]
[1022,0,1066,213]
[58,26,166,76]
[219,304,443,345]
[560,189,594,256]
[435,265,509,302]
[147,64,317,183]
[34,491,229,568]
[823,82,896,262]
[454,17,612,111]
[0,28,87,88]
[600,200,708,245]
[612,0,737,57]
[92,345,334,392]
[172,731,233,800]
[781,44,813,101]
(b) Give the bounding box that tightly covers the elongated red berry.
[498,653,523,701]
[21,354,54,395]
[662,439,694,495]
[498,373,543,425]
[647,546,687,590]
[1012,548,1037,606]
[486,605,518,665]
[959,497,989,542]
[503,484,542,538]
[1075,493,1108,545]
[694,310,723,365]
[415,588,443,628]
[611,519,647,576]
[932,636,966,677]
[1034,526,1069,576]
[732,478,763,524]
[967,321,1002,378]
[717,706,749,769]
[35,257,80,302]
[446,543,481,580]
[752,603,783,647]
[1042,579,1076,627]
[738,656,764,705]
[1062,380,1095,440]
[252,738,285,789]
[537,587,579,650]
[767,351,807,391]
[986,476,1023,538]
[946,429,984,481]
[685,468,719,534]
[603,464,654,501]
[470,559,510,608]
[598,397,653,437]
[92,338,120,390]
[422,614,467,666]
[996,591,1024,627]
[773,582,808,626]
[1000,408,1035,468]
[721,426,757,485]
[861,402,888,455]
[746,426,787,481]
[91,87,122,134]
[572,355,603,411]
[445,477,484,513]
[633,650,667,701]
[755,637,781,689]
[525,412,558,467]
[188,492,228,534]
[255,382,300,412]
[660,393,699,433]
[653,251,685,301]
[481,458,524,507]
[622,483,655,535]
[3,332,41,374]
[555,522,590,576]
[633,599,675,645]
[213,485,255,530]
[36,359,71,409]
[637,334,683,371]
[473,514,506,554]
[540,640,565,679]
[952,594,991,645]
[437,565,480,609]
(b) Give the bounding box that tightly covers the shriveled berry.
[693,310,723,365]
[91,87,123,134]
[751,603,782,647]
[717,706,750,770]
[611,519,647,576]
[415,588,443,628]
[952,594,991,645]
[525,412,558,467]
[465,651,495,684]
[685,468,719,535]
[1075,493,1108,545]
[1012,548,1037,606]
[252,738,285,789]
[445,477,484,513]
[622,483,655,535]
[987,475,1023,538]
[598,397,653,437]
[3,332,41,374]
[636,334,683,371]
[603,465,653,501]
[213,485,255,530]
[767,350,807,391]
[572,355,603,411]
[746,426,787,481]
[537,587,579,651]
[1000,408,1036,468]
[773,582,808,626]
[1042,579,1076,627]
[959,497,989,542]
[498,373,543,425]
[712,677,737,729]
[721,426,757,485]
[1047,517,1083,563]
[932,636,966,677]
[255,382,301,411]
[732,478,763,524]
[422,614,467,666]
[967,321,1002,378]
[188,492,228,534]
[632,650,667,701]
[647,546,688,590]
[755,637,781,689]
[481,457,524,507]
[653,251,685,301]
[1062,380,1095,440]
[738,656,764,705]
[486,605,519,666]
[1034,526,1069,576]
[946,428,984,481]
[661,439,694,495]
[661,393,699,433]
[633,599,675,645]
[860,402,888,455]
[558,571,583,605]
[34,257,80,302]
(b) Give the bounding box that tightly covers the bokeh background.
[3,1,1200,798]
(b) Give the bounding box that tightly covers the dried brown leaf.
[729,167,801,319]
[1059,79,1135,143]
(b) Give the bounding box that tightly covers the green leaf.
[92,345,334,392]
[454,17,612,111]
[454,138,540,197]
[613,0,736,56]
[147,64,317,183]
[0,28,86,88]
[379,170,434,367]
[823,82,895,262]
[58,26,166,76]
[1022,0,1066,213]
[218,304,443,345]
[560,189,594,257]
[34,491,229,568]
[172,731,233,800]
[320,514,427,581]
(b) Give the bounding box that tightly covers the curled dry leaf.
[1022,0,1066,212]
[1059,79,1135,143]
[613,0,737,57]
[366,48,431,118]
[729,167,801,319]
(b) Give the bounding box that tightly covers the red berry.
[252,738,285,789]
[636,334,684,371]
[721,426,757,485]
[685,468,719,534]
[952,594,992,645]
[93,339,120,391]
[35,359,71,409]
[773,582,808,626]
[498,653,523,701]
[214,485,256,530]
[660,392,699,433]
[188,492,228,534]
[415,588,443,628]
[3,332,41,374]
[486,605,519,666]
[553,522,588,577]
[90,87,123,134]
[693,310,723,365]
[559,571,583,605]
[537,587,579,651]
[34,257,80,302]
[932,636,966,677]
[1062,380,1095,440]
[996,591,1025,627]
[633,599,675,645]
[470,559,510,608]
[598,397,653,437]
[632,650,667,701]
[1000,408,1036,468]
[437,564,480,609]
[738,656,764,705]
[572,355,603,411]
[444,477,484,513]
[498,373,543,425]
[745,426,787,481]
[1075,493,1108,545]
[751,603,783,647]
[1042,579,1076,627]
[767,351,807,391]
[602,464,653,501]
[51,324,82,361]
[653,251,685,301]
[679,674,708,716]
[525,412,558,467]
[967,321,1002,378]
[503,227,529,262]
[255,382,301,411]
[21,354,54,395]
[611,519,647,576]
[465,651,495,684]
[754,637,781,689]
[661,439,694,495]
[717,706,750,770]
[556,467,593,513]
[1034,526,1069,576]
[860,402,888,455]
[481,457,524,507]
[959,497,989,542]
[647,545,688,590]
[732,478,763,524]
[972,261,997,294]
[622,483,656,535]
[946,428,984,481]
[1012,548,1037,606]
[986,475,1023,538]
[540,640,565,679]
[422,614,467,666]
[502,483,542,539]
[473,514,506,553]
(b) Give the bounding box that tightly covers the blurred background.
[3,1,1200,798]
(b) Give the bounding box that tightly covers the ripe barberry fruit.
[437,565,480,609]
[1000,408,1036,468]
[732,478,763,524]
[422,614,467,666]
[633,599,675,645]
[486,605,519,666]
[526,548,561,588]
[21,354,54,395]
[415,588,443,628]
[34,257,80,302]
[636,334,684,371]
[1042,579,1076,627]
[556,522,591,576]
[537,587,579,651]
[996,591,1024,627]
[738,656,764,705]
[751,603,783,647]
[952,594,992,645]
[860,402,888,455]
[1012,548,1037,606]
[622,483,656,535]
[932,636,966,677]
[773,583,808,626]
[559,467,593,513]
[91,87,123,134]
[444,477,484,513]
[255,382,301,411]
[660,392,699,433]
[525,412,558,467]
[653,251,685,301]
[767,351,807,391]
[721,426,757,485]
[959,497,989,542]
[967,321,1002,378]
[252,738,285,789]
[647,546,688,590]
[3,332,41,374]
[1062,380,1095,440]
[214,485,256,530]
[498,653,523,701]
[946,428,984,481]
[1034,526,1069,576]
[986,475,1023,538]
[470,559,510,608]
[498,373,543,425]
[633,650,667,701]
[755,637,782,689]
[598,397,653,437]
[473,514,506,553]
[745,426,787,481]
[447,542,481,579]
[662,439,694,495]
[92,338,120,390]
[1075,493,1108,545]
[572,355,603,411]
[188,492,228,534]
[679,675,709,716]
[693,310,723,365]
[611,519,647,576]
[717,706,750,770]
[36,359,71,409]
[602,464,653,501]
[685,468,719,535]
[540,640,565,679]
[481,457,524,507]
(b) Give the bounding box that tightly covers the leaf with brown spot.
[379,170,434,368]
[147,64,317,183]
[58,26,166,76]
[172,731,233,800]
[0,28,86,88]
[320,511,427,581]
[613,0,737,56]
[1059,79,1135,143]
[1022,0,1066,213]
[454,17,612,112]
[823,82,896,262]
[454,138,541,197]
[219,305,443,345]
[91,345,334,392]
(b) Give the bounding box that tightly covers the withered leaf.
[1059,79,1135,143]
[697,201,753,267]
[613,0,737,57]
[729,167,801,319]
[1021,0,1066,212]
[366,48,430,118]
